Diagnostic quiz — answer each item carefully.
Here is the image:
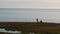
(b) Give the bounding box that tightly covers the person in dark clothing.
[40,20,42,23]
[36,18,38,23]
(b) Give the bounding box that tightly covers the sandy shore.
[0,22,60,34]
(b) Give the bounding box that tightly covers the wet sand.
[0,22,60,34]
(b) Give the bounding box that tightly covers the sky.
[0,0,60,9]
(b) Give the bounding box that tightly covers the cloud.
[0,0,60,8]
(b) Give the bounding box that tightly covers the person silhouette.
[36,18,38,23]
[40,20,42,23]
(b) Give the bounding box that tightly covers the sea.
[0,8,60,23]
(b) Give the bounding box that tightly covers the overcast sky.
[0,0,60,9]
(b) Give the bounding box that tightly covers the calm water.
[0,28,21,34]
[0,8,60,23]
[0,28,35,34]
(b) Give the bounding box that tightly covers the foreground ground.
[0,22,60,34]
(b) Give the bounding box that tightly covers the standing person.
[40,20,42,23]
[36,18,38,23]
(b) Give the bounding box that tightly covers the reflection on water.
[0,28,35,34]
[0,28,21,34]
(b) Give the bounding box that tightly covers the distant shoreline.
[0,21,54,23]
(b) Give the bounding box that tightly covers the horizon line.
[0,8,60,9]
